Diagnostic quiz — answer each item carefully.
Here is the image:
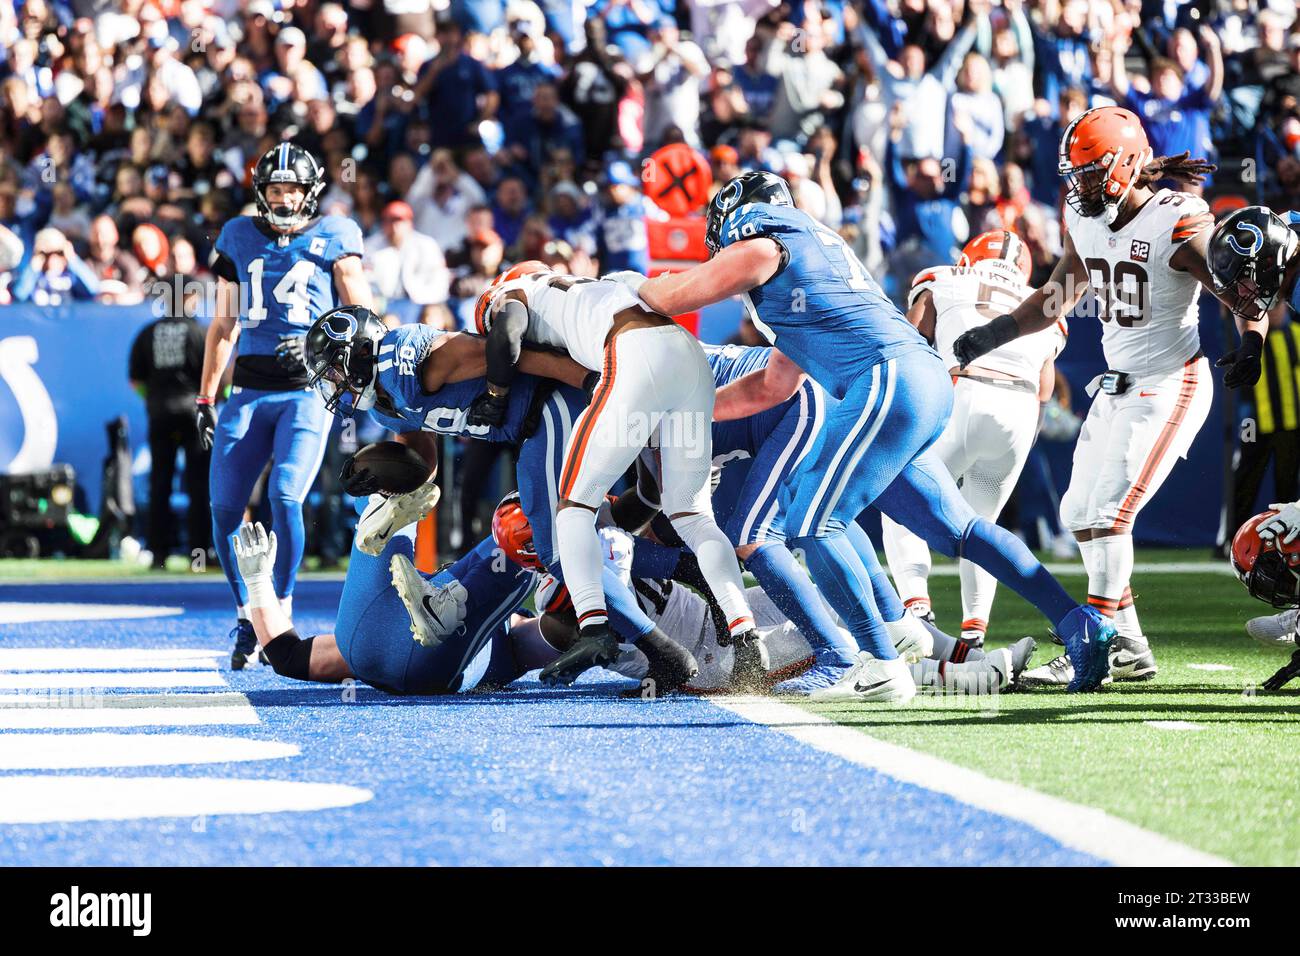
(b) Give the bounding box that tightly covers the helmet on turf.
[1058,106,1152,224]
[491,491,541,569]
[959,229,1032,280]
[1207,206,1300,322]
[474,260,550,335]
[1232,510,1300,608]
[704,171,793,256]
[253,142,325,231]
[304,305,388,415]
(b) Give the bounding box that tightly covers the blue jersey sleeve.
[321,215,364,264]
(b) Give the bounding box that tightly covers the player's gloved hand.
[582,370,601,404]
[468,384,509,427]
[339,452,384,497]
[231,521,278,610]
[195,398,217,451]
[1217,330,1263,389]
[1259,502,1300,545]
[1262,647,1300,691]
[275,334,309,374]
[952,314,1020,367]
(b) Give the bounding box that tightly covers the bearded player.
[882,231,1066,648]
[197,143,374,669]
[955,106,1264,685]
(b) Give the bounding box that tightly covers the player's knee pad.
[262,628,315,681]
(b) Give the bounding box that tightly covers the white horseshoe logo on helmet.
[324,313,358,342]
[1227,222,1264,257]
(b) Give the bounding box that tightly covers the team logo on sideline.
[1130,240,1150,262]
[1227,222,1264,257]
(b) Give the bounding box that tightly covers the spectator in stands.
[364,200,452,327]
[11,227,99,304]
[491,175,531,249]
[592,159,653,273]
[639,16,710,149]
[409,148,487,257]
[500,81,585,185]
[413,16,499,151]
[732,35,778,122]
[497,17,560,129]
[767,10,845,147]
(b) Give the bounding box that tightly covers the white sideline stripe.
[0,671,226,689]
[0,692,258,730]
[0,602,182,624]
[923,560,1235,576]
[0,734,299,770]
[711,697,1233,868]
[0,649,222,671]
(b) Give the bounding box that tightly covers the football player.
[198,143,374,669]
[634,171,1115,696]
[471,263,764,688]
[955,106,1258,686]
[1227,511,1300,691]
[882,230,1066,647]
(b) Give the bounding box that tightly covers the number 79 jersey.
[214,214,363,359]
[716,202,930,399]
[1065,189,1213,376]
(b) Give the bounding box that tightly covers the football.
[340,441,435,497]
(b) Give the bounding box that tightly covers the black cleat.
[539,624,620,687]
[1263,647,1300,691]
[230,619,260,670]
[635,629,699,697]
[723,628,770,694]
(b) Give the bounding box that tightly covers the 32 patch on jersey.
[1130,240,1151,263]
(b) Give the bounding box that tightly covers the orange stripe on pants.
[1112,361,1198,532]
[559,343,618,500]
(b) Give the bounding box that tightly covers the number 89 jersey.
[716,202,929,399]
[911,260,1063,382]
[214,214,363,387]
[1065,189,1213,376]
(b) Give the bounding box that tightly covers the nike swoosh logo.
[1139,391,1156,397]
[421,596,446,629]
[853,679,890,693]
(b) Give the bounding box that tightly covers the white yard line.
[924,560,1234,576]
[712,697,1233,868]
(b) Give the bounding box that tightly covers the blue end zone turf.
[0,581,1103,866]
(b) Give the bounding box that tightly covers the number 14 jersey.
[1065,189,1213,377]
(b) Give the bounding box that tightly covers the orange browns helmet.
[959,230,1032,280]
[474,260,550,335]
[1232,510,1300,608]
[1058,106,1153,224]
[491,491,542,569]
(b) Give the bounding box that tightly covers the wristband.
[244,573,278,611]
[196,395,215,405]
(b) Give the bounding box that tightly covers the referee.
[129,277,212,569]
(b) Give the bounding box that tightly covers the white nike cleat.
[1019,651,1076,687]
[1107,635,1158,681]
[389,553,468,647]
[886,614,934,664]
[356,481,441,557]
[809,652,916,704]
[1246,608,1300,650]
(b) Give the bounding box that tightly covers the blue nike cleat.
[1055,605,1114,692]
[230,619,260,670]
[772,649,856,696]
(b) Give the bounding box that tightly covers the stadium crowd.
[2,0,1299,559]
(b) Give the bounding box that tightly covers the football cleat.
[635,630,699,696]
[1018,651,1077,687]
[722,628,771,694]
[539,625,620,687]
[1246,608,1300,649]
[1107,635,1158,681]
[1055,605,1115,692]
[773,650,855,696]
[230,619,261,670]
[355,480,441,557]
[389,553,468,648]
[886,614,934,664]
[809,652,916,704]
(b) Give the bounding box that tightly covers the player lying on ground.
[303,309,702,691]
[635,170,1114,695]
[472,262,765,687]
[953,106,1260,688]
[197,142,375,670]
[882,230,1065,649]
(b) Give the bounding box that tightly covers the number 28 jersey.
[910,259,1064,383]
[1064,189,1213,377]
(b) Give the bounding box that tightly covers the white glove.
[602,270,648,293]
[1260,502,1300,546]
[232,521,278,609]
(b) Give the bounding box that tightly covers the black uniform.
[129,312,211,564]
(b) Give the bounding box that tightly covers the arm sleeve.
[934,23,978,89]
[484,297,529,389]
[211,251,238,282]
[128,326,149,383]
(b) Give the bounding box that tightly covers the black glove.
[952,314,1021,368]
[275,334,309,374]
[467,386,510,427]
[582,370,601,404]
[339,453,382,497]
[196,400,217,451]
[1216,330,1264,389]
[1263,647,1300,691]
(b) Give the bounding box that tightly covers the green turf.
[794,561,1300,866]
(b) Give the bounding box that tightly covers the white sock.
[554,506,608,630]
[881,515,932,607]
[1086,534,1134,622]
[669,512,753,635]
[1114,586,1144,643]
[958,558,996,635]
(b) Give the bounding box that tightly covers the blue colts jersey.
[716,203,930,398]
[365,324,541,443]
[705,343,793,463]
[215,214,363,359]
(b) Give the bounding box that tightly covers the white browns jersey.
[910,260,1065,383]
[1064,189,1214,377]
[495,273,644,372]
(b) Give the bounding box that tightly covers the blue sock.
[211,505,247,609]
[629,538,682,581]
[961,518,1075,624]
[790,531,894,659]
[269,496,306,601]
[843,520,905,621]
[745,544,855,666]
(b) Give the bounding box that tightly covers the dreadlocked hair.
[1137,151,1217,188]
